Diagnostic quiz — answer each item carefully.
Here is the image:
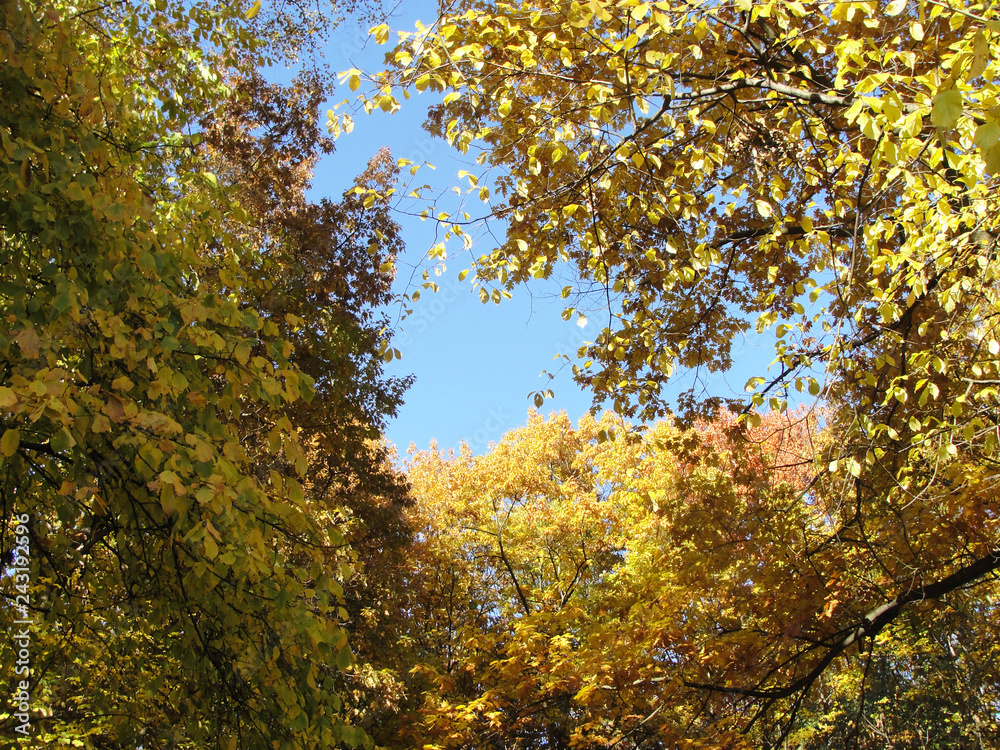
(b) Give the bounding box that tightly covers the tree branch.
[685,549,1000,702]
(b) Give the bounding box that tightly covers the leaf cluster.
[0,0,411,747]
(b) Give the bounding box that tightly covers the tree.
[396,409,883,749]
[199,62,419,747]
[354,0,1000,743]
[394,411,999,749]
[792,598,1000,749]
[0,0,407,747]
[399,411,646,749]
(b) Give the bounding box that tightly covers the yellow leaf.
[885,0,907,16]
[0,387,16,408]
[567,2,591,28]
[968,31,990,81]
[630,2,649,21]
[371,23,390,44]
[1,428,19,457]
[102,395,126,423]
[244,0,261,20]
[974,121,1000,149]
[339,68,363,90]
[931,89,963,129]
[203,533,219,559]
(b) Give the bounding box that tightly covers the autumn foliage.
[338,0,1000,746]
[5,0,1000,748]
[387,410,998,749]
[0,0,406,747]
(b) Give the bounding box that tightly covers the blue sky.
[302,8,781,455]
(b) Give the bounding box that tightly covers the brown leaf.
[14,327,40,358]
[102,395,126,422]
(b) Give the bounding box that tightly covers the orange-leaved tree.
[393,409,945,749]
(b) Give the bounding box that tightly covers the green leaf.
[335,646,353,669]
[51,427,76,453]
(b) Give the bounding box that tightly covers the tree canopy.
[5,0,1000,747]
[0,0,408,747]
[393,410,999,749]
[340,0,1000,745]
[367,0,1000,418]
